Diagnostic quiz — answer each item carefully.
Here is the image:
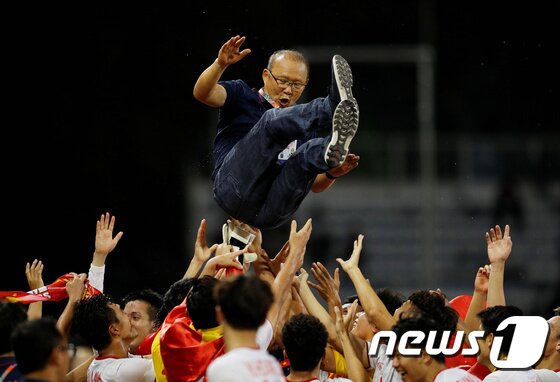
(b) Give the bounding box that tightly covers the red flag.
[159,298,225,382]
[0,273,101,304]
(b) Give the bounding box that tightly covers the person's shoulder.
[438,367,481,382]
[532,368,560,382]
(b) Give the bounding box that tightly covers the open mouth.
[279,98,290,107]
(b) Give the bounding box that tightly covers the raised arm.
[267,219,312,329]
[184,219,219,279]
[464,265,490,331]
[485,225,512,307]
[334,305,370,382]
[89,212,123,292]
[57,273,86,338]
[193,35,251,107]
[25,259,44,320]
[337,235,396,331]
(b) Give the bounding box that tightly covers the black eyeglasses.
[267,69,307,91]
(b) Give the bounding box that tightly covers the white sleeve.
[256,320,273,350]
[88,264,105,293]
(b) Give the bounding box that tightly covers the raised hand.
[201,248,246,277]
[66,273,86,302]
[25,259,44,290]
[268,240,290,276]
[336,234,364,273]
[94,212,124,257]
[486,225,512,264]
[217,35,251,68]
[292,268,309,292]
[308,262,341,305]
[328,153,360,178]
[194,219,219,263]
[289,219,312,254]
[474,265,491,294]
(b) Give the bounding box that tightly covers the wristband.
[325,171,338,180]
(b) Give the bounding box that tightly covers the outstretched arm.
[193,35,251,107]
[335,304,370,382]
[25,260,44,320]
[464,265,490,331]
[184,219,219,279]
[89,212,123,293]
[312,154,360,193]
[337,235,396,331]
[57,273,86,338]
[486,225,512,307]
[267,219,312,329]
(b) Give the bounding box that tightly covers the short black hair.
[282,314,328,372]
[377,288,405,316]
[344,294,360,305]
[478,305,523,357]
[187,276,219,330]
[0,301,27,353]
[407,290,458,332]
[122,289,163,325]
[12,318,62,374]
[214,275,273,330]
[392,314,446,363]
[157,278,196,324]
[72,294,118,351]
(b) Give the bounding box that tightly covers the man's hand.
[66,273,86,303]
[328,153,360,178]
[25,259,44,290]
[336,234,364,273]
[94,212,123,258]
[486,225,512,264]
[201,248,246,277]
[288,219,312,257]
[292,268,309,292]
[194,219,219,263]
[217,35,251,68]
[308,262,341,306]
[474,265,491,294]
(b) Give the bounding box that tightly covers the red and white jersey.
[371,343,403,382]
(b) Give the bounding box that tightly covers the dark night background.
[2,2,558,318]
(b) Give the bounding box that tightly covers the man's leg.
[214,98,332,223]
[252,138,331,229]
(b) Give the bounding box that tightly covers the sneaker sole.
[333,55,355,102]
[325,99,359,167]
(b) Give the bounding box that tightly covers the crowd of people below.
[1,212,559,382]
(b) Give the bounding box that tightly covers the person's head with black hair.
[394,290,458,333]
[282,314,328,377]
[391,314,451,382]
[72,294,135,353]
[156,278,196,324]
[377,288,406,316]
[187,276,220,330]
[214,275,273,330]
[122,289,163,353]
[477,305,523,367]
[0,301,27,355]
[12,318,71,381]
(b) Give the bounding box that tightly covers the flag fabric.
[0,273,101,304]
[159,298,225,382]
